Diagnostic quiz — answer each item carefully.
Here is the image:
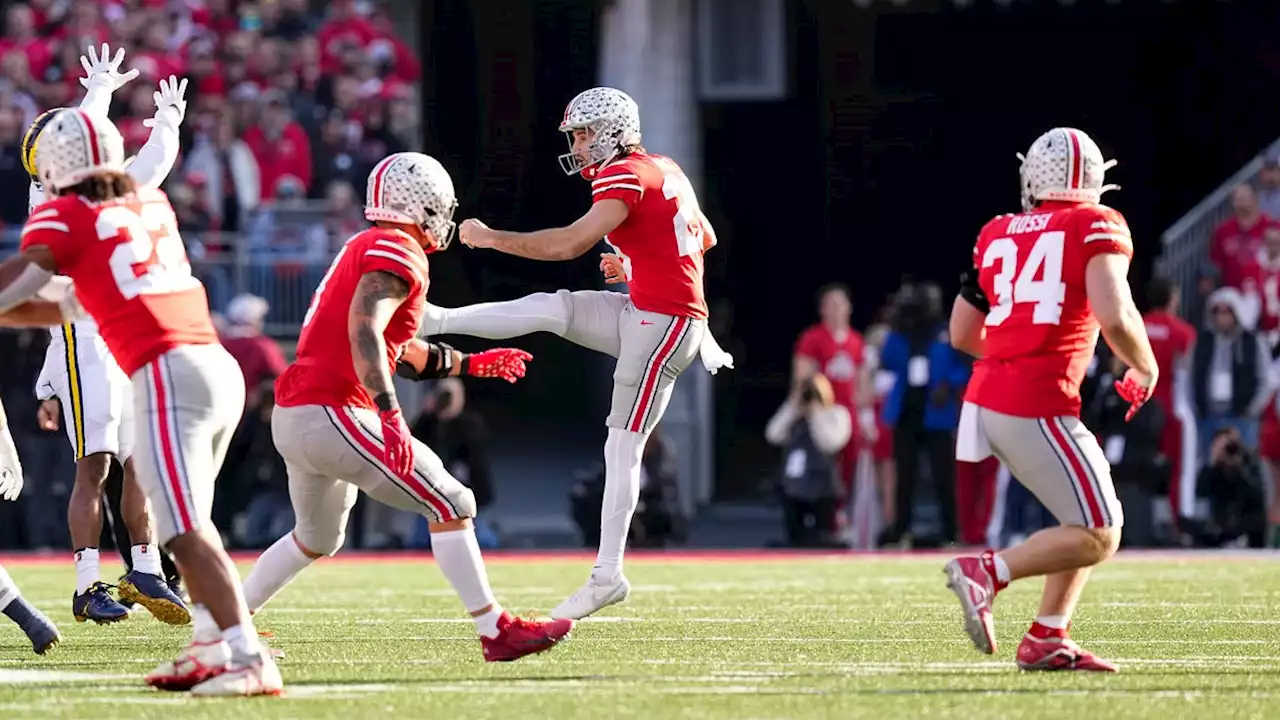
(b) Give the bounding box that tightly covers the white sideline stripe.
[0,669,131,684]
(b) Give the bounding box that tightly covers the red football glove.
[464,348,533,383]
[1113,370,1155,422]
[378,408,415,479]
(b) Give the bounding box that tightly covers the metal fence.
[1158,137,1280,316]
[0,202,353,338]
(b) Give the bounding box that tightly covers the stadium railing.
[1158,136,1280,316]
[0,203,346,338]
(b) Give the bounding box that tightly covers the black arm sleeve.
[958,267,990,314]
[396,341,464,381]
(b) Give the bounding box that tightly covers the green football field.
[1,551,1278,719]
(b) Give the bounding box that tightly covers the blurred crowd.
[0,0,420,313]
[773,268,1280,551]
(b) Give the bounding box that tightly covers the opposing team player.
[23,44,188,625]
[0,110,280,696]
[237,152,573,662]
[426,87,732,619]
[945,128,1159,672]
[0,409,60,654]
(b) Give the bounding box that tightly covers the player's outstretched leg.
[944,411,1121,671]
[112,458,189,625]
[0,564,60,655]
[422,290,626,358]
[551,427,643,620]
[68,453,130,624]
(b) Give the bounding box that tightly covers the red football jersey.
[1143,310,1196,407]
[794,323,865,409]
[592,152,708,320]
[275,227,428,410]
[964,201,1134,418]
[1240,253,1280,332]
[20,189,216,376]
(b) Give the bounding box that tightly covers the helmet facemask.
[421,197,458,253]
[558,122,624,176]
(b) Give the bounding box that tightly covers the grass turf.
[0,551,1278,719]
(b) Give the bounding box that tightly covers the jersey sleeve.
[359,235,427,295]
[590,163,644,210]
[1079,206,1134,262]
[794,327,822,360]
[19,201,78,270]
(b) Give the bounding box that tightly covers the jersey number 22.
[982,231,1067,327]
[96,204,198,300]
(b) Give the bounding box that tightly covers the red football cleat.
[1017,624,1117,672]
[943,552,1002,655]
[481,612,574,662]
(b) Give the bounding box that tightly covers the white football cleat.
[550,573,631,620]
[145,640,231,691]
[190,651,283,697]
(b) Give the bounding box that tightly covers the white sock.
[242,533,315,613]
[0,564,20,611]
[425,292,569,339]
[593,428,647,582]
[1035,614,1070,630]
[191,603,221,643]
[431,527,502,637]
[992,554,1012,585]
[74,548,100,593]
[130,544,163,576]
[222,622,262,661]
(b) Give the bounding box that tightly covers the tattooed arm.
[348,270,411,411]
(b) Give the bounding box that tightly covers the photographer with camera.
[765,373,852,547]
[1190,427,1267,547]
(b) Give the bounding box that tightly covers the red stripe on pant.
[149,360,194,534]
[334,409,454,521]
[628,317,688,433]
[1044,419,1105,527]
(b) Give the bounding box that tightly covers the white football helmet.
[1017,127,1118,212]
[364,152,458,250]
[34,109,126,193]
[557,87,642,175]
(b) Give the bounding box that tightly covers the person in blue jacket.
[878,282,970,546]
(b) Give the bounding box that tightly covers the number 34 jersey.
[592,152,709,320]
[20,188,217,376]
[964,201,1133,418]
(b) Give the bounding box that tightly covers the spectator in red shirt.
[316,0,377,75]
[220,293,288,406]
[241,90,313,199]
[793,284,875,516]
[1143,278,1198,524]
[1211,184,1273,290]
[0,4,52,79]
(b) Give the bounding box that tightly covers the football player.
[235,152,573,662]
[945,128,1159,672]
[0,110,280,696]
[0,410,60,655]
[425,87,733,619]
[22,44,188,625]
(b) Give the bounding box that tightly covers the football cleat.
[72,582,129,624]
[145,639,232,691]
[118,571,190,625]
[550,573,631,620]
[481,612,574,662]
[943,554,1000,654]
[190,651,283,697]
[12,602,60,655]
[1017,626,1118,672]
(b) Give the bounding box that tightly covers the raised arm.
[459,199,629,261]
[77,44,139,118]
[127,76,187,190]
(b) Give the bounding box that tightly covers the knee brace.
[293,523,346,557]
